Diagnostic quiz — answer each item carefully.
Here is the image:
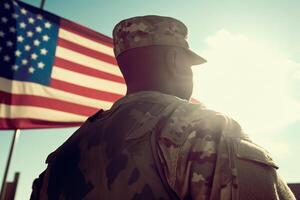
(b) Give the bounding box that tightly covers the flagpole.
[0,129,20,200]
[40,0,46,10]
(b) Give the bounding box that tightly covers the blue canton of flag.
[0,0,59,86]
[0,0,126,129]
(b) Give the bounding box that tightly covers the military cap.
[113,15,206,65]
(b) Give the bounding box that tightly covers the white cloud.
[192,29,300,135]
[293,70,300,80]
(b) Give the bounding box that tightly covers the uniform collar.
[111,91,185,110]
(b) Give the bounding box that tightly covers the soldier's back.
[31,91,296,200]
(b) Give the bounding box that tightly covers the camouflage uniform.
[31,16,295,199]
[30,92,295,200]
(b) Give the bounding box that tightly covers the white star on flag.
[20,8,27,15]
[33,39,40,46]
[31,53,38,60]
[21,59,28,65]
[36,26,42,33]
[4,3,10,9]
[36,14,43,20]
[20,22,26,28]
[42,35,50,41]
[9,27,16,33]
[37,62,45,69]
[1,17,8,23]
[28,67,35,74]
[12,65,19,71]
[17,36,24,42]
[27,31,33,37]
[6,41,13,47]
[12,13,19,19]
[45,22,51,28]
[24,45,31,51]
[15,50,22,57]
[28,17,35,24]
[3,55,10,62]
[40,48,48,55]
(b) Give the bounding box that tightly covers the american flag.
[0,0,126,129]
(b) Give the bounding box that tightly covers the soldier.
[31,15,295,199]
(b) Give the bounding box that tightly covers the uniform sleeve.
[230,138,296,200]
[175,130,219,199]
[156,115,221,199]
[155,105,224,199]
[275,174,296,200]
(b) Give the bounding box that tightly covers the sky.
[0,0,300,199]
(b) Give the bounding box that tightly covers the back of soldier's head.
[112,15,206,99]
[116,46,173,83]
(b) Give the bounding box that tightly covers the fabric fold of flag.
[0,0,126,129]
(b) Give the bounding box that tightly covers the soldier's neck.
[126,87,165,96]
[126,84,171,96]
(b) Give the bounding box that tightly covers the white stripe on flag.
[0,77,113,110]
[0,104,87,121]
[59,28,115,57]
[52,67,126,95]
[55,46,122,77]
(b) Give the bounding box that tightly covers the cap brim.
[186,49,207,65]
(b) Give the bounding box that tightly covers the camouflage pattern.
[112,15,206,64]
[31,91,295,200]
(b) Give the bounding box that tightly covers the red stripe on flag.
[54,57,125,84]
[1,91,98,116]
[60,18,113,48]
[51,79,124,102]
[57,38,118,65]
[0,118,83,129]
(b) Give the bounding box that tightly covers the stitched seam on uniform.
[125,103,166,140]
[170,147,180,188]
[173,145,183,189]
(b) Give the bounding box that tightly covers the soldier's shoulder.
[159,100,247,146]
[170,100,237,132]
[45,111,104,164]
[158,101,209,143]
